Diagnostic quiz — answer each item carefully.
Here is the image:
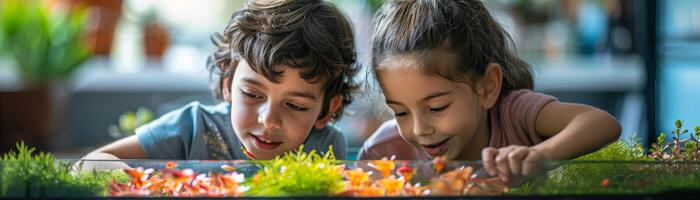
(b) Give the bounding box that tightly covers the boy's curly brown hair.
[207,0,358,121]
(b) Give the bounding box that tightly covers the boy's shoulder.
[156,101,229,123]
[358,120,426,160]
[136,101,238,160]
[304,125,347,159]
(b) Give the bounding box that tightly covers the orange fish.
[378,175,405,196]
[396,161,414,183]
[345,168,371,188]
[221,164,236,172]
[166,161,177,169]
[369,156,396,178]
[240,147,257,160]
[601,178,610,187]
[432,156,446,174]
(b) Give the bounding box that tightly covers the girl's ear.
[477,63,503,109]
[314,95,343,129]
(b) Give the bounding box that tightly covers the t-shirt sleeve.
[135,103,198,159]
[506,90,558,142]
[304,126,347,160]
[331,132,347,160]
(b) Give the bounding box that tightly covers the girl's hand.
[481,145,548,186]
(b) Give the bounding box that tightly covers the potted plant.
[0,0,90,153]
[140,8,170,60]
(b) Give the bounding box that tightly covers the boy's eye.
[429,104,450,112]
[241,89,262,99]
[286,102,308,112]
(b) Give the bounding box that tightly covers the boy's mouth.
[421,137,450,157]
[250,134,282,150]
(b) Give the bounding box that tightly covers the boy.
[84,0,358,160]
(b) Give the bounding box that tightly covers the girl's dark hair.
[372,0,533,92]
[207,0,358,121]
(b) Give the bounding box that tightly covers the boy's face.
[229,60,330,159]
[376,56,492,160]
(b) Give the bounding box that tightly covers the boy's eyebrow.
[241,78,264,87]
[241,77,317,100]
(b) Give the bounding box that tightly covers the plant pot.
[64,0,123,55]
[0,82,71,154]
[143,22,170,59]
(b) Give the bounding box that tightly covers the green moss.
[0,142,126,197]
[244,145,345,196]
[510,120,700,195]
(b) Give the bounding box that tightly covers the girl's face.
[377,55,494,160]
[229,60,335,159]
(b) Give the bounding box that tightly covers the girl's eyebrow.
[421,91,451,102]
[285,91,318,101]
[386,99,402,105]
[385,91,451,105]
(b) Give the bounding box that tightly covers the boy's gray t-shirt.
[136,101,346,160]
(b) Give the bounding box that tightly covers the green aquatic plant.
[0,142,127,197]
[511,119,700,195]
[244,145,345,196]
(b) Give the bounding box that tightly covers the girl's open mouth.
[250,134,282,150]
[422,137,450,156]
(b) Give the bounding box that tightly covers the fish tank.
[2,147,700,198]
[2,120,700,198]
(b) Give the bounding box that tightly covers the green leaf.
[0,0,90,82]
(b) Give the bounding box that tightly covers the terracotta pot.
[65,0,123,55]
[0,83,71,154]
[144,22,170,59]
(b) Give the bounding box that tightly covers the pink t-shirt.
[358,89,557,160]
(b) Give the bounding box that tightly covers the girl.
[358,0,621,184]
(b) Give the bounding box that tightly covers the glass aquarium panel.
[2,158,700,198]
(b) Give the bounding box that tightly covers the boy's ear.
[221,62,234,101]
[222,77,232,101]
[477,63,502,109]
[314,95,343,129]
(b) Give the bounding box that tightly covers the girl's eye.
[286,102,308,112]
[393,111,409,117]
[241,89,261,99]
[429,104,450,112]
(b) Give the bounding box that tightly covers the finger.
[482,147,498,176]
[522,150,544,176]
[508,147,529,176]
[495,148,512,182]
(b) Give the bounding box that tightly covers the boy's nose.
[257,104,282,129]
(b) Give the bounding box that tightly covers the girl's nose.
[257,103,282,129]
[412,116,435,137]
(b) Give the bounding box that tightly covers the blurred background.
[0,0,696,160]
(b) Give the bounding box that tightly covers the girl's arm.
[83,135,147,159]
[482,102,621,185]
[531,102,622,160]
